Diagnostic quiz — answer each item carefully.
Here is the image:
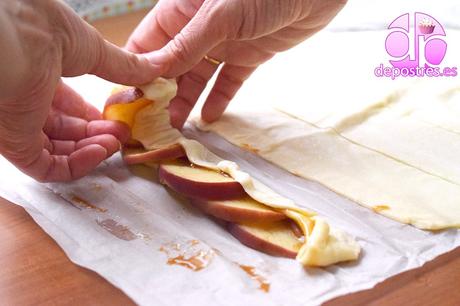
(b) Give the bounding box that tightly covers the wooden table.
[1,9,459,306]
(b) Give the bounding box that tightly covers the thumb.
[146,3,228,77]
[60,6,160,85]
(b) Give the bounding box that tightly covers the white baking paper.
[1,29,460,305]
[1,129,459,306]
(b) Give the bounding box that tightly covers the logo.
[375,12,457,79]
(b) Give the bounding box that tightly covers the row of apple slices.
[104,87,303,259]
[126,148,304,259]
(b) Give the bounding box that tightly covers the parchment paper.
[1,30,460,306]
[1,128,459,305]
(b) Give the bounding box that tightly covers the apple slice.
[123,144,186,165]
[106,86,143,105]
[123,139,144,148]
[103,87,152,128]
[159,160,246,200]
[228,220,303,258]
[190,197,286,223]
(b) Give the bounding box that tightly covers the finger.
[43,110,88,141]
[43,135,76,156]
[44,111,130,143]
[201,64,257,123]
[126,0,206,54]
[39,145,108,182]
[45,134,121,157]
[75,134,120,157]
[145,2,227,77]
[58,3,161,85]
[10,132,108,182]
[53,81,101,121]
[168,59,219,129]
[86,121,130,144]
[68,144,108,180]
[48,140,76,155]
[125,1,178,53]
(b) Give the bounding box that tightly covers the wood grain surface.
[0,8,459,306]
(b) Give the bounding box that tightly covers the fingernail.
[145,50,170,74]
[145,50,165,64]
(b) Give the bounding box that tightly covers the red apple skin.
[124,144,186,165]
[189,198,286,223]
[105,87,143,107]
[289,220,304,238]
[123,139,144,149]
[158,165,246,201]
[227,223,298,259]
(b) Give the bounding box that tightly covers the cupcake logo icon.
[375,12,457,79]
[418,17,435,34]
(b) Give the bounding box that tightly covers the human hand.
[0,0,160,182]
[126,0,346,128]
